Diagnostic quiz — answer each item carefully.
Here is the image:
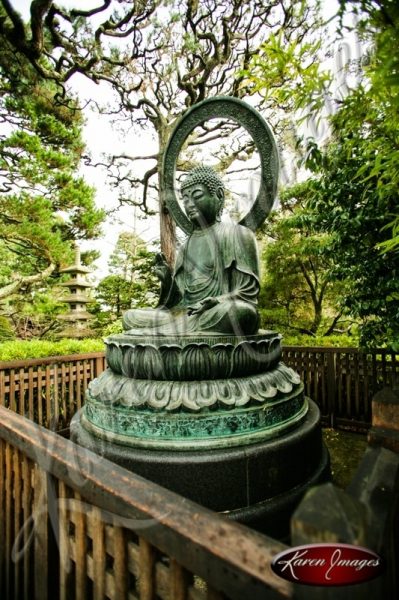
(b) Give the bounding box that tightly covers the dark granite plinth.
[71,399,329,538]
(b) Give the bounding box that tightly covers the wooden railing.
[0,405,291,600]
[0,347,397,432]
[0,353,105,431]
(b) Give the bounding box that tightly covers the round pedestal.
[71,398,329,538]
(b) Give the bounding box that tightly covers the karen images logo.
[272,543,384,586]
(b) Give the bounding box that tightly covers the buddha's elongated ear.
[216,186,225,218]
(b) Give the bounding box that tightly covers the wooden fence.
[1,354,398,599]
[0,347,398,432]
[282,346,399,430]
[0,353,106,431]
[0,405,291,600]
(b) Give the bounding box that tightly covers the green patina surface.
[84,393,306,445]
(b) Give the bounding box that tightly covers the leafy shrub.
[102,320,123,336]
[281,333,359,348]
[0,338,104,361]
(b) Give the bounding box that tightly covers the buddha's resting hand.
[154,253,177,308]
[154,253,171,282]
[187,297,219,316]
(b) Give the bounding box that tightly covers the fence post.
[326,352,336,428]
[95,356,105,378]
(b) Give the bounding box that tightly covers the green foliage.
[89,232,161,335]
[305,90,399,348]
[317,1,399,347]
[248,0,399,349]
[281,332,359,348]
[102,320,123,336]
[0,28,105,338]
[0,316,14,341]
[0,30,105,304]
[1,289,68,340]
[94,232,159,325]
[0,338,104,361]
[259,182,346,337]
[242,25,331,121]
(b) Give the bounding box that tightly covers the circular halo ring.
[162,96,279,234]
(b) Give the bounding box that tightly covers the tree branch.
[0,262,55,300]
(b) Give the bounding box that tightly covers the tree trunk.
[159,173,176,267]
[158,126,176,268]
[309,296,323,334]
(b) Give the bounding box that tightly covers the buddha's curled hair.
[180,166,224,197]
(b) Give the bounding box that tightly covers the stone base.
[71,399,329,539]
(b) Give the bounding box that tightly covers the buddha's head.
[180,166,225,228]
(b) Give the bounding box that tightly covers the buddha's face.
[182,183,221,227]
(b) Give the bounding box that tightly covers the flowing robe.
[122,221,260,336]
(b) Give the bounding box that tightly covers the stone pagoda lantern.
[58,246,94,338]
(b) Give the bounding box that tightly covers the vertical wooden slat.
[37,367,43,426]
[92,507,106,600]
[372,351,378,393]
[74,491,87,600]
[53,365,59,430]
[170,559,191,600]
[13,449,22,600]
[393,352,399,387]
[0,439,5,592]
[321,351,328,415]
[5,443,13,598]
[381,350,387,384]
[0,369,5,407]
[362,351,370,421]
[139,538,156,600]
[22,456,32,600]
[113,526,128,599]
[45,366,51,430]
[34,467,48,600]
[335,351,343,418]
[61,363,67,427]
[59,481,71,600]
[82,361,89,401]
[28,367,35,421]
[326,351,336,428]
[19,368,26,416]
[345,351,352,419]
[309,350,314,400]
[353,351,360,420]
[10,369,17,413]
[95,356,105,378]
[76,361,82,411]
[68,363,75,423]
